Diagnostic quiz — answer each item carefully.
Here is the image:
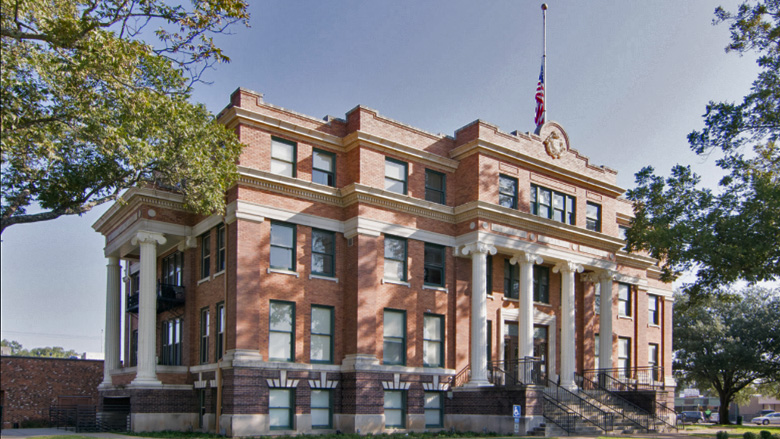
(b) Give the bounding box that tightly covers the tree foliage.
[626,0,780,297]
[673,287,780,424]
[1,338,80,358]
[0,0,249,233]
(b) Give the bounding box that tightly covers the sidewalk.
[1,428,143,438]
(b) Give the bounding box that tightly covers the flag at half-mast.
[534,63,545,127]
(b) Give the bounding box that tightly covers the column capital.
[510,252,543,266]
[598,269,617,282]
[460,241,496,257]
[553,261,584,274]
[132,231,166,246]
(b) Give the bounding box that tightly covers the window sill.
[310,274,338,283]
[197,276,210,285]
[422,284,447,293]
[648,323,660,328]
[382,278,410,287]
[213,270,225,278]
[268,268,299,277]
[618,315,633,320]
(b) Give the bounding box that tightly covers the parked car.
[680,411,705,424]
[759,409,777,416]
[752,412,780,425]
[710,412,719,423]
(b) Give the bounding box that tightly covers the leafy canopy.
[625,0,780,298]
[1,338,80,358]
[0,0,249,233]
[673,287,780,423]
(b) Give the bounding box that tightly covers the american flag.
[534,63,545,127]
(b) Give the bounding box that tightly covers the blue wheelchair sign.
[513,404,522,418]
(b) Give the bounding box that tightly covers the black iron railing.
[543,397,578,435]
[578,373,653,431]
[489,357,546,387]
[126,282,185,314]
[582,366,664,391]
[543,378,614,433]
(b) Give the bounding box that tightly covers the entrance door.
[533,325,549,382]
[504,322,519,383]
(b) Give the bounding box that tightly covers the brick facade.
[0,356,103,428]
[92,87,674,436]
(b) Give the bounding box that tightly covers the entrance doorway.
[533,325,549,381]
[504,322,518,383]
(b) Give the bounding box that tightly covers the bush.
[744,432,757,439]
[759,431,772,439]
[19,418,50,428]
[717,431,729,439]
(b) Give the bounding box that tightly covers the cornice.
[340,183,455,223]
[93,187,186,235]
[616,251,658,270]
[237,167,343,207]
[450,139,624,197]
[220,106,344,150]
[343,131,459,173]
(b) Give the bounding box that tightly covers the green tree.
[625,1,780,298]
[674,287,780,424]
[1,338,24,354]
[1,0,249,234]
[1,339,80,357]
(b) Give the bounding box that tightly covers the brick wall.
[0,356,103,428]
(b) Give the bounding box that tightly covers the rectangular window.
[162,252,183,286]
[312,148,335,186]
[533,265,550,304]
[618,337,631,378]
[130,329,138,367]
[383,309,406,365]
[498,175,518,209]
[487,320,493,364]
[269,388,294,429]
[310,305,333,364]
[619,225,629,250]
[384,158,408,195]
[200,231,211,279]
[649,295,659,325]
[504,260,519,299]
[311,389,332,429]
[425,169,446,204]
[161,318,182,365]
[270,222,296,271]
[216,302,225,360]
[423,314,444,367]
[424,392,443,428]
[486,255,493,296]
[216,224,226,272]
[586,202,602,232]
[595,333,600,369]
[594,282,601,315]
[531,184,575,225]
[384,390,406,428]
[423,243,445,287]
[311,229,335,277]
[271,137,296,178]
[269,301,295,362]
[649,343,659,381]
[383,235,407,282]
[200,308,209,364]
[618,283,632,317]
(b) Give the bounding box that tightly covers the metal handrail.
[544,378,614,433]
[582,366,664,391]
[451,364,470,388]
[543,397,578,435]
[578,373,652,431]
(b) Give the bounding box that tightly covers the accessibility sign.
[513,404,522,418]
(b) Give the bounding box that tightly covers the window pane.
[313,150,333,172]
[384,260,404,280]
[269,333,292,360]
[383,340,403,364]
[312,307,331,333]
[424,341,441,366]
[424,316,441,340]
[384,312,404,337]
[424,246,443,265]
[384,238,404,259]
[312,231,333,253]
[270,303,293,331]
[270,247,293,269]
[424,267,442,285]
[311,335,331,361]
[271,225,294,247]
[540,190,551,206]
[312,409,329,427]
[312,254,333,275]
[270,161,294,177]
[272,141,294,161]
[385,160,406,180]
[385,178,405,193]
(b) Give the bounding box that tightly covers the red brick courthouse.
[92,88,675,435]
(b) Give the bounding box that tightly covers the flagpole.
[542,3,547,123]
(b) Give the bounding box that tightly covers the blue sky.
[0,0,760,354]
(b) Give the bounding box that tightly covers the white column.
[100,256,121,389]
[130,231,166,387]
[598,270,615,370]
[461,241,496,387]
[553,261,583,390]
[510,252,543,360]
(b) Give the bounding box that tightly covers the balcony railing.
[126,283,185,314]
[582,366,665,391]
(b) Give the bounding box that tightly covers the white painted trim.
[104,219,190,257]
[235,200,343,233]
[268,268,300,278]
[191,214,223,238]
[642,285,674,298]
[347,217,456,247]
[422,285,448,293]
[381,278,410,287]
[309,274,338,283]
